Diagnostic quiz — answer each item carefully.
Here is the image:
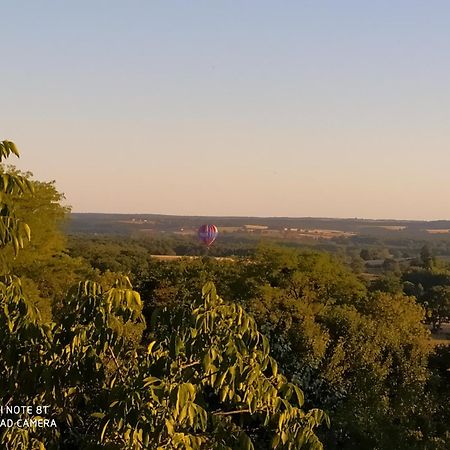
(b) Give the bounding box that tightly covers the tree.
[420,245,434,270]
[403,267,450,332]
[0,161,92,322]
[114,242,442,448]
[0,141,33,263]
[99,282,328,449]
[423,286,450,331]
[382,258,400,274]
[242,246,435,449]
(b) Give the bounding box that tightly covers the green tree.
[0,141,33,262]
[403,267,450,331]
[0,161,92,321]
[423,285,450,331]
[420,245,434,270]
[243,246,436,449]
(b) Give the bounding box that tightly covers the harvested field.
[295,229,356,240]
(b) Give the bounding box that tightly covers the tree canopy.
[0,142,328,449]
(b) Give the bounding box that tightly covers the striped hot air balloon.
[198,224,218,247]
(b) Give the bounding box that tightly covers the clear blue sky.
[2,1,450,219]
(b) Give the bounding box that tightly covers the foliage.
[422,286,450,331]
[1,277,328,449]
[0,159,92,321]
[403,267,450,331]
[0,143,327,449]
[0,141,33,263]
[99,282,328,449]
[244,248,434,449]
[97,242,445,449]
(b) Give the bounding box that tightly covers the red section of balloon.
[198,224,218,246]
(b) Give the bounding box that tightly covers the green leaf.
[293,385,305,407]
[165,418,175,435]
[239,432,255,450]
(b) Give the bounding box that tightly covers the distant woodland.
[1,142,449,449]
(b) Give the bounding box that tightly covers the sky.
[1,1,450,220]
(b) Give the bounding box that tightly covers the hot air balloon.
[198,224,218,247]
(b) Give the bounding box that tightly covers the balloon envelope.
[198,224,218,246]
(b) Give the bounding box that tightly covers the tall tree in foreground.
[0,150,92,322]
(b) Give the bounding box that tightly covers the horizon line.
[69,211,450,223]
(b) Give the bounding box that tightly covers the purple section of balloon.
[198,224,218,246]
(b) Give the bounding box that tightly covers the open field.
[295,229,356,239]
[374,225,407,231]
